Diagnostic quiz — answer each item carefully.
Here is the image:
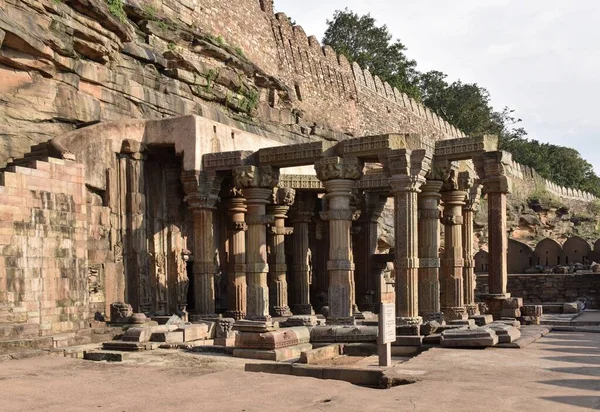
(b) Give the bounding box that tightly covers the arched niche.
[563,236,592,265]
[474,250,489,273]
[508,239,534,274]
[534,238,563,267]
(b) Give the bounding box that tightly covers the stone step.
[84,350,130,362]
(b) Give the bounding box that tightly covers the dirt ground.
[1,331,599,412]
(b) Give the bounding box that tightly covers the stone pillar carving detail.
[459,171,482,316]
[181,170,223,316]
[440,166,468,321]
[290,192,317,315]
[386,149,431,326]
[233,165,279,319]
[417,179,443,319]
[475,151,512,299]
[223,187,248,320]
[267,187,295,317]
[316,156,363,324]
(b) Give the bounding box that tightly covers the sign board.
[379,303,396,344]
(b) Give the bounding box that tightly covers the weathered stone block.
[280,315,318,327]
[233,319,276,333]
[172,324,205,342]
[420,321,440,336]
[396,324,419,336]
[233,343,312,361]
[393,336,423,346]
[500,309,521,318]
[469,314,494,326]
[502,297,523,309]
[121,325,177,342]
[310,326,337,342]
[521,305,543,317]
[334,326,378,342]
[151,331,184,343]
[236,327,310,350]
[440,328,498,348]
[216,318,236,338]
[299,344,342,364]
[487,323,521,344]
[448,319,475,327]
[84,351,130,362]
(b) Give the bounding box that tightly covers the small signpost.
[378,303,395,367]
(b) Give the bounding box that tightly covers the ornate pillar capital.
[233,165,280,190]
[315,156,364,182]
[181,170,223,210]
[474,150,513,194]
[385,148,431,179]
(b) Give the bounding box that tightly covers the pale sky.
[274,0,600,173]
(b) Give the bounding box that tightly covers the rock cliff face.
[0,0,462,168]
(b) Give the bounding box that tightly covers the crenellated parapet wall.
[506,160,597,202]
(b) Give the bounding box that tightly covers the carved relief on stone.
[176,249,191,306]
[473,150,513,194]
[181,170,223,209]
[384,148,431,179]
[274,187,296,206]
[314,156,364,182]
[154,252,168,304]
[233,165,279,189]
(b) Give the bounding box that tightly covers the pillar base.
[224,310,245,320]
[442,307,468,321]
[396,316,423,326]
[482,293,513,320]
[465,304,480,316]
[326,317,356,326]
[271,305,292,317]
[245,315,272,322]
[422,312,444,324]
[190,314,220,321]
[291,304,314,315]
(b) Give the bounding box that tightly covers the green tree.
[323,9,421,99]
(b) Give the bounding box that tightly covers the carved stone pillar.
[354,191,387,312]
[267,187,295,317]
[475,151,512,307]
[233,166,279,320]
[290,192,316,315]
[316,157,363,324]
[182,171,223,316]
[440,169,468,321]
[459,172,482,316]
[223,190,247,320]
[417,180,443,320]
[386,149,431,326]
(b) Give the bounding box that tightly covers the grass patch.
[106,0,127,22]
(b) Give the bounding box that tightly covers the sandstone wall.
[0,158,88,338]
[476,273,600,309]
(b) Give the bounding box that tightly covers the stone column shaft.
[462,206,477,313]
[391,176,423,324]
[487,191,508,295]
[290,193,315,315]
[181,170,222,317]
[191,208,217,315]
[418,180,443,319]
[225,196,247,320]
[440,190,468,321]
[244,187,273,319]
[268,200,293,317]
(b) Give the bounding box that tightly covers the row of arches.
[475,237,600,273]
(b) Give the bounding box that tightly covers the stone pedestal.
[224,194,247,320]
[440,189,468,321]
[182,171,223,317]
[267,187,295,317]
[315,156,363,325]
[417,180,443,319]
[233,166,279,320]
[290,192,316,315]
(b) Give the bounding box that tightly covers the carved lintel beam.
[259,141,335,167]
[233,165,280,190]
[315,156,364,182]
[434,135,498,162]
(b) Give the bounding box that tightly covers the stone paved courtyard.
[2,331,599,412]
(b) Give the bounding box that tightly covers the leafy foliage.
[323,9,600,197]
[323,9,421,99]
[105,0,126,22]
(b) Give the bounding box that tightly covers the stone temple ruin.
[1,112,539,356]
[0,0,598,369]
